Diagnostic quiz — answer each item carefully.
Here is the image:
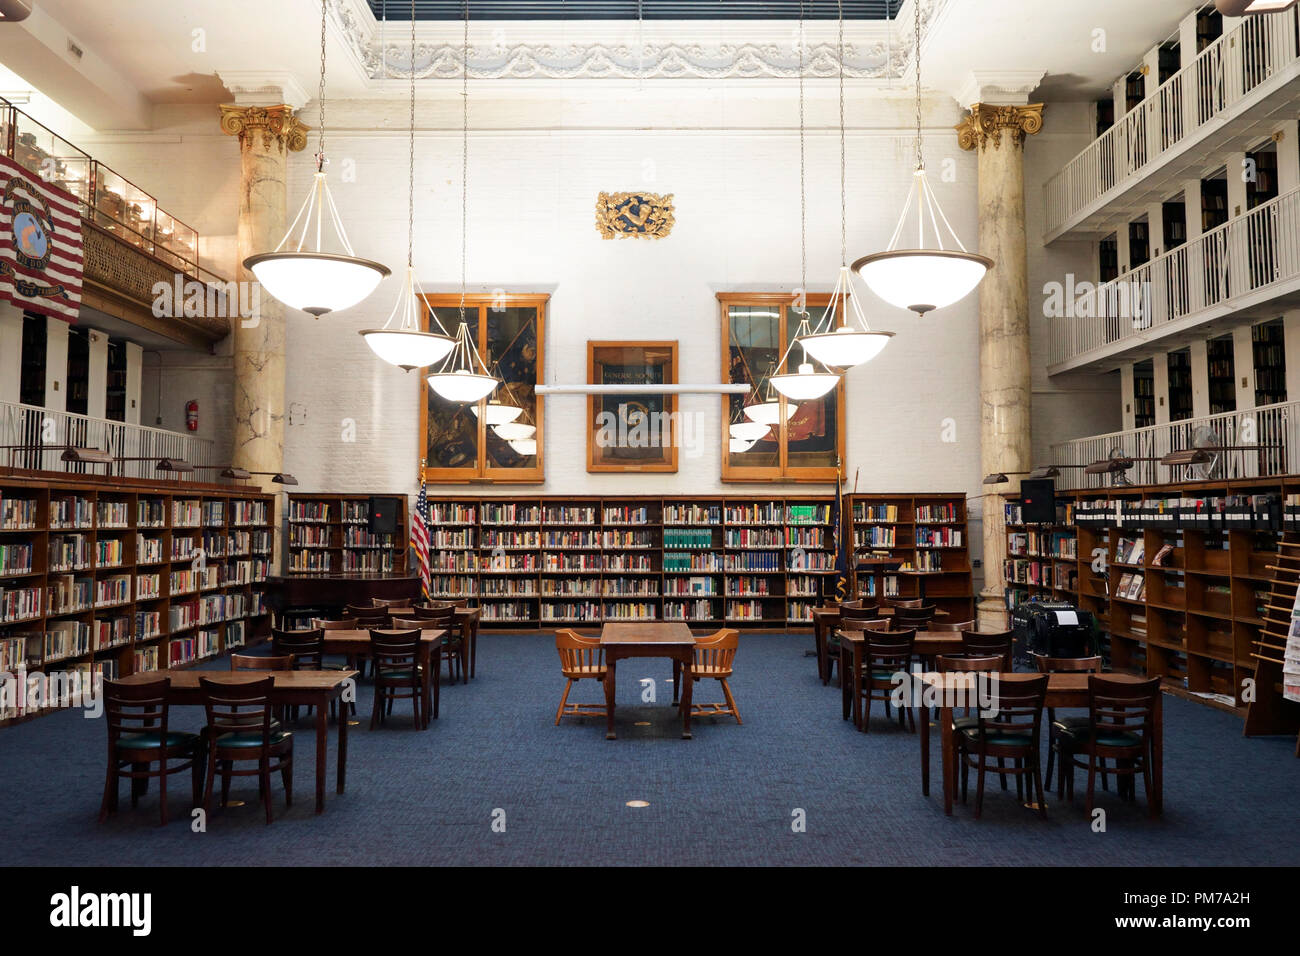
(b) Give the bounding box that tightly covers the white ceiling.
[0,0,1204,131]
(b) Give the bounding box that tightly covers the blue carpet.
[4,632,1298,866]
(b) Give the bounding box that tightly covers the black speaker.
[368,496,400,535]
[1020,478,1056,525]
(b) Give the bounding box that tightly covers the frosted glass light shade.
[360,329,454,370]
[729,437,757,454]
[471,400,523,426]
[769,363,840,400]
[799,327,894,368]
[426,368,498,403]
[492,422,536,441]
[246,251,389,316]
[508,438,538,456]
[743,401,793,426]
[729,421,770,442]
[851,250,992,317]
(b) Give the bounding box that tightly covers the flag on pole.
[0,155,83,322]
[411,482,432,603]
[832,458,850,603]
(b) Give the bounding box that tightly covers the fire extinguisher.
[185,400,198,432]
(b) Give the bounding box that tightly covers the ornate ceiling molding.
[327,0,955,82]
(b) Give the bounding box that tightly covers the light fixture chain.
[914,0,923,171]
[838,0,846,267]
[318,0,327,171]
[798,0,807,307]
[460,0,468,324]
[408,0,415,268]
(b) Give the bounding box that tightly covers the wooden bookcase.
[423,493,973,628]
[1003,476,1300,719]
[0,471,275,725]
[284,494,409,576]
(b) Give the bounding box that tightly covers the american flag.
[411,482,432,603]
[0,155,83,322]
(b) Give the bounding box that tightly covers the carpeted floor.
[4,632,1298,866]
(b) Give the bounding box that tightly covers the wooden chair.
[955,674,1049,819]
[826,617,888,683]
[199,676,293,824]
[271,627,350,720]
[1057,675,1161,816]
[882,597,924,609]
[929,619,976,633]
[961,628,1014,669]
[407,605,463,683]
[345,604,388,623]
[312,617,364,680]
[368,629,425,730]
[938,654,1011,794]
[683,629,741,724]
[893,604,937,627]
[230,653,295,671]
[414,601,459,615]
[372,597,413,608]
[554,629,607,725]
[1032,654,1107,791]
[99,677,204,826]
[852,628,916,732]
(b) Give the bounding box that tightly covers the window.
[419,293,546,483]
[719,293,845,483]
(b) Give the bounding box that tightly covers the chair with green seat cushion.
[99,676,205,827]
[410,604,463,684]
[954,673,1049,820]
[272,626,350,721]
[936,655,1009,791]
[199,675,292,825]
[1031,653,1107,793]
[368,628,425,730]
[1056,675,1161,816]
[853,627,916,733]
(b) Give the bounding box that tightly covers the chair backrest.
[883,597,924,609]
[1088,675,1161,740]
[865,629,916,674]
[103,678,171,747]
[230,653,295,671]
[368,628,422,672]
[839,618,890,634]
[555,629,603,674]
[839,602,880,622]
[961,629,1014,667]
[893,604,937,624]
[271,627,325,670]
[390,616,444,633]
[312,617,360,631]
[200,675,275,741]
[975,674,1047,742]
[345,604,388,622]
[1033,654,1103,674]
[929,619,976,633]
[412,604,456,628]
[692,629,738,673]
[371,597,412,607]
[936,654,1001,673]
[415,601,458,615]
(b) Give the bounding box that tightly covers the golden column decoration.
[219,105,309,494]
[956,102,1044,627]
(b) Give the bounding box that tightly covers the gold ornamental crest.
[595,191,674,240]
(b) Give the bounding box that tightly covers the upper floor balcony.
[1042,7,1300,243]
[1047,181,1300,374]
[1,99,232,349]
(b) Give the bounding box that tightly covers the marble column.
[956,102,1044,627]
[218,104,308,492]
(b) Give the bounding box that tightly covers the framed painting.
[586,340,678,473]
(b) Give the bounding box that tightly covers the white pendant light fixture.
[851,0,992,317]
[729,421,770,443]
[425,4,500,407]
[492,421,536,441]
[795,0,894,369]
[360,1,454,370]
[472,400,523,426]
[244,0,389,316]
[729,437,758,454]
[743,361,797,426]
[508,437,538,456]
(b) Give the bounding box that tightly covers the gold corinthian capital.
[955,103,1045,151]
[219,104,310,153]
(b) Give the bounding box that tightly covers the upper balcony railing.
[1048,182,1300,371]
[0,98,222,284]
[1043,8,1300,239]
[1049,400,1295,489]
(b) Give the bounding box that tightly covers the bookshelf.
[1161,200,1186,251]
[1128,220,1150,269]
[1246,144,1278,210]
[1208,335,1236,414]
[1201,177,1229,233]
[284,494,409,576]
[1124,70,1145,114]
[1167,348,1193,422]
[1133,359,1155,428]
[0,472,275,725]
[1003,476,1300,716]
[422,493,972,628]
[1094,97,1114,139]
[1252,318,1286,407]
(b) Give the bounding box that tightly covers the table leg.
[459,621,470,685]
[420,644,433,728]
[840,644,852,721]
[1151,691,1163,816]
[919,695,930,797]
[679,658,693,739]
[939,703,954,815]
[336,691,348,795]
[315,696,328,814]
[672,659,680,704]
[851,645,864,731]
[468,618,478,679]
[604,659,617,740]
[814,621,826,684]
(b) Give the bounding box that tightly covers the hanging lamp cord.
[798,0,807,312]
[317,0,327,172]
[459,0,469,325]
[407,0,415,270]
[913,0,923,171]
[838,0,846,267]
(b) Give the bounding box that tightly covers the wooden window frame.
[718,292,846,484]
[586,340,679,473]
[418,293,547,484]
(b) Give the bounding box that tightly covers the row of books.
[1076,494,1282,530]
[856,527,897,547]
[0,542,33,575]
[1005,558,1052,588]
[915,551,944,572]
[230,500,269,526]
[479,580,539,597]
[482,503,541,524]
[916,527,962,548]
[342,528,394,548]
[726,529,784,549]
[430,503,478,524]
[171,500,203,527]
[201,501,225,526]
[915,502,960,523]
[603,506,652,524]
[542,579,600,597]
[0,497,37,530]
[544,531,602,549]
[342,551,396,573]
[854,504,900,524]
[288,501,331,523]
[665,600,718,621]
[663,529,714,549]
[725,504,783,525]
[289,526,331,548]
[664,505,720,525]
[1114,537,1146,566]
[1114,572,1147,601]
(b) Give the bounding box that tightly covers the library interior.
[3,0,1300,881]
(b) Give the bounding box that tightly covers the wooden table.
[914,671,1163,817]
[600,622,696,740]
[116,669,356,814]
[811,607,952,684]
[836,629,967,730]
[324,630,445,727]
